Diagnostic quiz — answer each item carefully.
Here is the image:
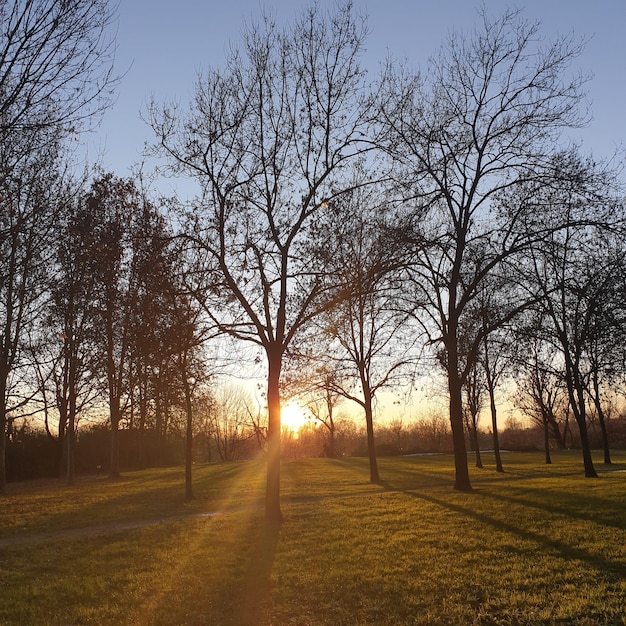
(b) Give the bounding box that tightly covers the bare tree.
[302,369,344,459]
[379,8,605,490]
[211,384,256,462]
[513,327,570,464]
[0,0,117,144]
[0,153,62,492]
[178,346,201,500]
[480,324,515,472]
[46,181,104,484]
[280,356,345,459]
[314,184,414,483]
[528,212,625,476]
[583,248,626,465]
[170,295,210,500]
[476,280,520,473]
[149,2,374,521]
[463,360,484,469]
[0,0,118,492]
[86,174,170,478]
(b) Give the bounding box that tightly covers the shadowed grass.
[0,451,624,624]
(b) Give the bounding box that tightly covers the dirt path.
[3,469,623,549]
[0,489,378,548]
[0,510,225,548]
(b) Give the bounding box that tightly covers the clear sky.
[88,0,625,180]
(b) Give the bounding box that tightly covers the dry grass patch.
[0,451,624,625]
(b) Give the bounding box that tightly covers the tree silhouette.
[379,8,609,490]
[150,2,375,521]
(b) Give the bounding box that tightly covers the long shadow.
[393,486,626,581]
[233,519,281,625]
[1,462,262,544]
[332,456,458,491]
[0,480,186,541]
[377,464,626,531]
[474,485,626,531]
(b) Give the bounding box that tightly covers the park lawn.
[0,451,624,625]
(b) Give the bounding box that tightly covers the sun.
[281,402,309,432]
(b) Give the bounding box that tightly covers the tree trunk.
[265,351,282,523]
[448,354,471,491]
[483,342,504,473]
[0,369,7,495]
[327,425,336,459]
[55,436,65,478]
[181,353,194,501]
[471,420,483,469]
[548,414,566,449]
[66,344,77,486]
[578,417,597,477]
[567,371,597,478]
[66,412,76,485]
[138,362,147,469]
[543,417,552,464]
[591,372,611,465]
[110,395,121,478]
[364,391,380,483]
[564,414,574,449]
[325,395,336,459]
[57,357,69,479]
[597,411,612,466]
[488,390,503,472]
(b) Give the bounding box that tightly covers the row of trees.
[2,2,625,523]
[10,385,626,482]
[146,3,625,520]
[3,165,207,489]
[0,0,119,492]
[0,1,209,500]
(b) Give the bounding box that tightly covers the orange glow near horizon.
[281,402,309,433]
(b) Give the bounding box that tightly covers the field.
[0,451,625,625]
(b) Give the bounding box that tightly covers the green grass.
[1,451,625,625]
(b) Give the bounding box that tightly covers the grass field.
[0,451,625,625]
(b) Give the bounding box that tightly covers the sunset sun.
[281,402,309,432]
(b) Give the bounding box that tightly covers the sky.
[88,0,626,181]
[81,0,625,422]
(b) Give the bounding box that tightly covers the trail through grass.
[0,451,624,625]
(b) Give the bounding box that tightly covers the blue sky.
[88,0,626,178]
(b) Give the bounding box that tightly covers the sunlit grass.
[0,459,267,538]
[0,451,625,624]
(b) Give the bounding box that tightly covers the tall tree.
[476,281,519,473]
[308,378,342,460]
[528,217,625,476]
[150,2,375,521]
[0,153,59,491]
[462,360,484,469]
[582,248,626,465]
[46,182,103,483]
[86,174,167,478]
[169,292,207,500]
[380,8,603,490]
[0,0,118,492]
[513,324,570,463]
[126,192,193,467]
[479,322,511,473]
[314,185,413,483]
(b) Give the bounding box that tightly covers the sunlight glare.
[281,402,309,433]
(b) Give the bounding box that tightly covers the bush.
[6,424,57,481]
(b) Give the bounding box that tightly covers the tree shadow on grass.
[405,488,626,581]
[474,484,626,531]
[232,519,281,625]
